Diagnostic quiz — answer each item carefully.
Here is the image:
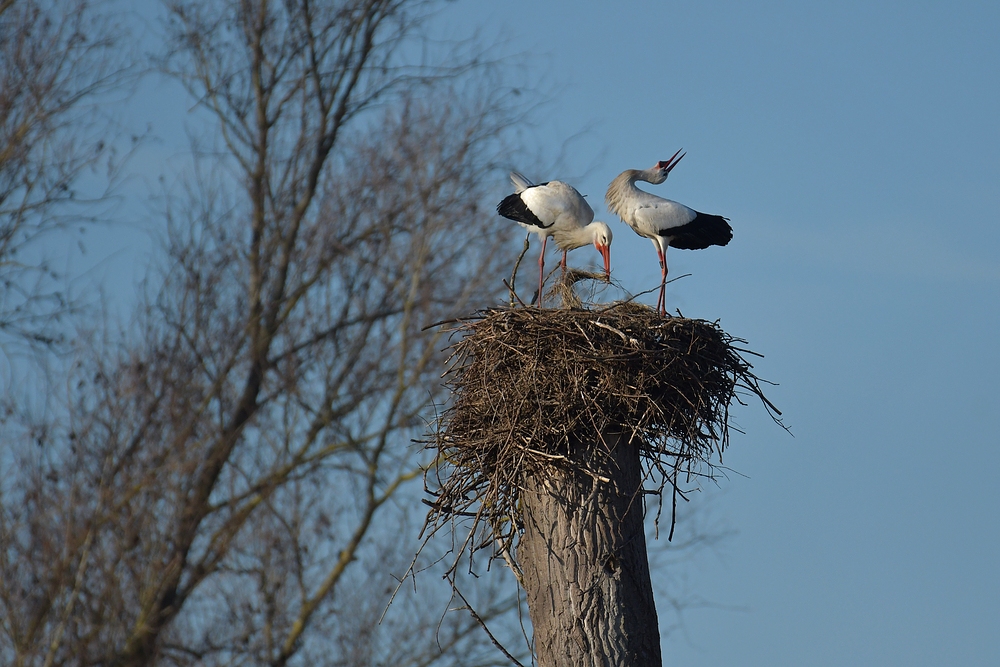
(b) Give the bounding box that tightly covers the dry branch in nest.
[421,298,780,577]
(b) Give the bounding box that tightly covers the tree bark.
[518,431,661,667]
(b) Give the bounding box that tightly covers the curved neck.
[606,169,654,219]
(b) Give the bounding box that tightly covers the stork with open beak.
[606,150,731,315]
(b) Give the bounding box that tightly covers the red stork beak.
[598,244,611,280]
[657,148,686,174]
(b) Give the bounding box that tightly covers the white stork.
[497,172,612,305]
[605,150,732,316]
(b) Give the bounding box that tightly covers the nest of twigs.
[422,298,779,572]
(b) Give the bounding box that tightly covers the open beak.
[599,244,611,280]
[663,148,686,174]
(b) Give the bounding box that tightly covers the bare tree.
[0,0,528,665]
[0,0,132,357]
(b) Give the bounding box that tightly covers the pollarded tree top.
[421,299,781,572]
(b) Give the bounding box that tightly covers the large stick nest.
[422,299,780,572]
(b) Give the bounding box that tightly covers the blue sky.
[74,1,1000,664]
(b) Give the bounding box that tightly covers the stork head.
[649,148,685,184]
[591,221,613,279]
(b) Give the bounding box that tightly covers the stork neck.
[552,224,595,251]
[605,169,649,219]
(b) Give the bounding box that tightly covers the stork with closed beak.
[498,172,612,305]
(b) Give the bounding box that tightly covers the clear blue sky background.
[85,1,1000,664]
[441,2,1000,665]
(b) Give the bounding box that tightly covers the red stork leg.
[537,235,548,307]
[561,249,568,275]
[657,248,667,317]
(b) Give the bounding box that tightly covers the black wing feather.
[497,193,552,229]
[663,212,732,250]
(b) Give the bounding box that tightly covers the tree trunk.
[518,430,661,666]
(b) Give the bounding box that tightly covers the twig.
[509,232,530,307]
[524,447,567,461]
[591,319,640,347]
[502,279,528,308]
[452,583,528,667]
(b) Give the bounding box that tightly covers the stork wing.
[519,181,594,229]
[632,199,696,235]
